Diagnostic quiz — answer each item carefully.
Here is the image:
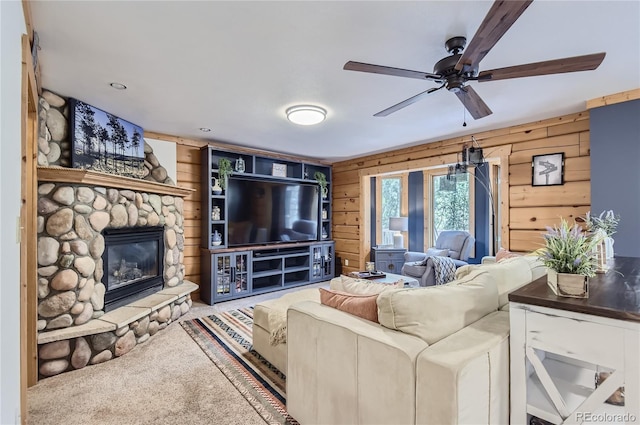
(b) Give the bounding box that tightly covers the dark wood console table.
[510,256,640,322]
[509,257,640,424]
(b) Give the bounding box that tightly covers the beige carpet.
[27,283,328,425]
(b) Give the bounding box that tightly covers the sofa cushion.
[319,288,379,322]
[329,275,403,295]
[455,256,544,307]
[377,270,498,345]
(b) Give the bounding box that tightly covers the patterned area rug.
[181,308,299,425]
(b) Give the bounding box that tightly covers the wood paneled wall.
[331,112,592,274]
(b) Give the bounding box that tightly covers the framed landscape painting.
[69,98,145,178]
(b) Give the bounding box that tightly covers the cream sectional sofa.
[286,255,546,425]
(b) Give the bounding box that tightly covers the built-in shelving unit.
[199,146,333,304]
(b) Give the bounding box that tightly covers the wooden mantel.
[37,166,194,198]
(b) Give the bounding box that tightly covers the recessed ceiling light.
[286,105,327,126]
[109,82,127,90]
[199,127,211,132]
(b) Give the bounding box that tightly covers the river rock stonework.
[37,184,185,330]
[38,296,192,378]
[37,89,175,185]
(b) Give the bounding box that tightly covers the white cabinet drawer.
[525,309,625,369]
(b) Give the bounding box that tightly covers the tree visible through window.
[381,177,401,245]
[432,173,470,243]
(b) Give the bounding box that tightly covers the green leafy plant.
[217,158,233,189]
[314,171,328,197]
[538,218,599,277]
[583,210,620,237]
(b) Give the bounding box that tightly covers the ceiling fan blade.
[374,85,445,117]
[477,52,606,81]
[344,61,442,81]
[455,0,533,73]
[455,86,492,120]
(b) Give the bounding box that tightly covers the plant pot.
[547,269,589,298]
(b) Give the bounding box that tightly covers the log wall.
[331,112,592,274]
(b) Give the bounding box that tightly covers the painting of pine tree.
[70,98,145,178]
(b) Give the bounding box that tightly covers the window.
[376,176,405,246]
[427,169,474,247]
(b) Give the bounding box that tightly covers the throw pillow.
[495,247,521,262]
[425,247,449,257]
[319,288,379,322]
[417,248,449,265]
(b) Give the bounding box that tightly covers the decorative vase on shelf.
[321,227,328,239]
[547,269,589,298]
[211,206,221,221]
[211,230,222,246]
[212,178,223,195]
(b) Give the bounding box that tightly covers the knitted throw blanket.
[431,256,457,285]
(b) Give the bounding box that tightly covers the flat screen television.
[227,176,320,246]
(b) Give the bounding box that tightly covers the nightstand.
[370,247,406,274]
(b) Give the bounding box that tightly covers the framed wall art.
[69,98,145,178]
[272,163,287,177]
[532,152,564,186]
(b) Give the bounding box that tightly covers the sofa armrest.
[404,251,427,262]
[415,311,511,425]
[287,300,428,425]
[482,256,497,264]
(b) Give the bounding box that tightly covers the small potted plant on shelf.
[538,218,599,298]
[583,209,620,261]
[217,158,233,190]
[314,171,328,199]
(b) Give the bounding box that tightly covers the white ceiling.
[30,1,640,162]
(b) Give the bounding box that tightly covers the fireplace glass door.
[102,226,164,311]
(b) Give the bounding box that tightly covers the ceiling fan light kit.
[286,105,327,126]
[343,0,605,120]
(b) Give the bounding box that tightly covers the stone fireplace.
[35,89,197,379]
[36,168,196,378]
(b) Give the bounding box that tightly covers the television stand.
[199,241,334,304]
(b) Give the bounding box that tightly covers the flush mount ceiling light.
[286,105,327,126]
[109,82,127,90]
[199,127,211,132]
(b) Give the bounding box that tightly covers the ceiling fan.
[343,0,605,120]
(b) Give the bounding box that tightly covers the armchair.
[401,230,475,286]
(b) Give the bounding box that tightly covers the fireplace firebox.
[102,226,164,312]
